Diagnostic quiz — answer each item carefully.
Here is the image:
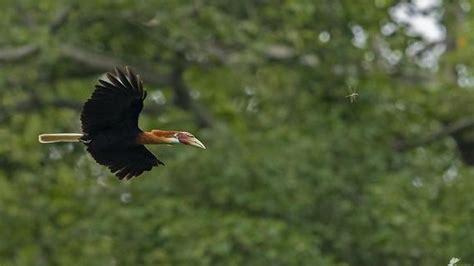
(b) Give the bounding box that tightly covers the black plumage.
[80,67,163,180]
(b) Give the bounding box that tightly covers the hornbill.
[38,67,206,180]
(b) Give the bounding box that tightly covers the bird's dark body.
[80,67,163,179]
[84,128,139,150]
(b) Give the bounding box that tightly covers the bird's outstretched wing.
[81,66,147,135]
[89,145,164,180]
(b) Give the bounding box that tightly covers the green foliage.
[1,0,473,265]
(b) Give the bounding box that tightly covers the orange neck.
[136,130,176,145]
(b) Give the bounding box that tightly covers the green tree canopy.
[0,1,473,265]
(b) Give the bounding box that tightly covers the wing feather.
[116,68,135,93]
[87,145,164,180]
[127,67,141,93]
[81,67,146,135]
[105,73,129,93]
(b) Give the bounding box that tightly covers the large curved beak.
[183,136,206,149]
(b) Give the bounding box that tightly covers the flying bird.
[38,67,206,180]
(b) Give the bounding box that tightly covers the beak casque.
[186,136,206,149]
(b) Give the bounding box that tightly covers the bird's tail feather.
[38,133,84,143]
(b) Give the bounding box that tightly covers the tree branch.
[394,117,474,151]
[172,52,213,128]
[0,44,39,63]
[58,44,171,87]
[7,97,164,117]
